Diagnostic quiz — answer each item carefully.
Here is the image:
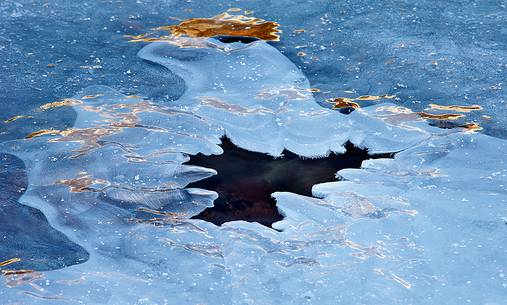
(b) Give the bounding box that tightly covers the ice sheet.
[0,19,506,305]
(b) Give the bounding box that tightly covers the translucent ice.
[137,39,440,156]
[0,36,505,305]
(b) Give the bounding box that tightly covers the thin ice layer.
[138,40,439,156]
[0,153,89,271]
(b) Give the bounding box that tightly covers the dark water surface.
[189,137,394,227]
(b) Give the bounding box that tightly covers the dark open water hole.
[188,137,394,227]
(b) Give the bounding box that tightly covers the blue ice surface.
[0,1,506,304]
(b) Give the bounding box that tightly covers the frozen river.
[0,1,506,304]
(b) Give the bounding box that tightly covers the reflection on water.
[129,12,280,43]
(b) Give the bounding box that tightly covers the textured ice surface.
[1,36,506,304]
[1,0,506,139]
[138,40,429,156]
[1,1,507,304]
